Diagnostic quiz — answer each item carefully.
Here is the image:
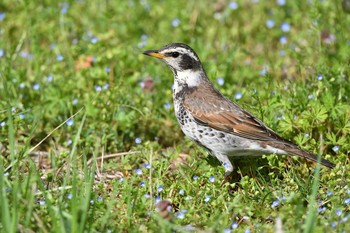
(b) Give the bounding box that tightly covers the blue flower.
[336,209,342,216]
[209,176,215,182]
[56,55,64,61]
[90,37,98,44]
[90,199,94,204]
[135,168,143,175]
[66,119,74,126]
[140,181,146,187]
[144,163,151,169]
[135,137,142,144]
[235,92,242,100]
[331,222,336,228]
[223,228,232,233]
[327,191,333,196]
[176,212,185,219]
[281,22,291,32]
[276,0,286,6]
[95,85,102,92]
[141,34,148,41]
[344,198,350,205]
[158,185,164,192]
[231,222,239,229]
[3,172,9,177]
[204,195,211,202]
[67,139,72,146]
[317,74,323,80]
[279,36,288,44]
[228,2,238,10]
[266,19,275,28]
[304,133,309,138]
[144,194,150,198]
[332,146,339,153]
[72,98,78,105]
[155,196,161,203]
[164,102,171,109]
[308,94,314,99]
[278,50,286,56]
[172,18,181,27]
[193,175,198,180]
[0,12,5,21]
[271,200,279,208]
[245,229,251,233]
[67,193,73,199]
[185,196,193,201]
[103,83,109,90]
[0,49,4,57]
[105,67,111,73]
[318,206,326,213]
[19,83,25,89]
[47,75,53,82]
[216,77,225,86]
[97,196,103,201]
[119,177,124,182]
[0,121,5,127]
[33,83,40,90]
[60,3,69,14]
[179,189,185,195]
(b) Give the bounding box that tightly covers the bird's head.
[143,43,203,74]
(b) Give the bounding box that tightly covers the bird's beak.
[143,50,167,59]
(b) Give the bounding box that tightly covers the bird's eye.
[171,52,179,58]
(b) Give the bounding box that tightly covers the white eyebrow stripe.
[162,47,199,61]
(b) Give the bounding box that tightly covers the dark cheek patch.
[179,54,200,70]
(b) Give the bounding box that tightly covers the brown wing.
[183,85,287,142]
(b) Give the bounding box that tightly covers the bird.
[143,43,335,180]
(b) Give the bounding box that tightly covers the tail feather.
[284,146,335,168]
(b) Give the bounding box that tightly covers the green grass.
[0,0,350,232]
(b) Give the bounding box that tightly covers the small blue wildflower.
[105,67,111,73]
[172,18,181,27]
[266,19,275,28]
[204,195,211,202]
[0,49,4,57]
[235,92,242,100]
[66,119,74,126]
[0,12,5,21]
[138,41,147,48]
[0,121,5,127]
[327,191,333,196]
[209,176,215,182]
[336,209,342,216]
[259,68,267,76]
[33,83,40,90]
[95,85,102,92]
[4,172,9,177]
[279,50,286,56]
[19,83,25,89]
[308,94,314,99]
[223,162,229,169]
[60,3,69,14]
[331,222,336,228]
[245,229,251,233]
[332,146,339,153]
[271,200,279,208]
[135,168,143,175]
[72,98,78,105]
[144,163,151,169]
[140,181,146,187]
[343,215,349,222]
[185,196,193,201]
[67,193,73,199]
[90,199,94,204]
[56,55,64,61]
[181,209,187,213]
[223,228,232,233]
[279,36,288,44]
[144,194,150,198]
[39,200,46,205]
[103,83,109,90]
[47,75,53,82]
[317,74,323,81]
[231,222,239,229]
[216,77,225,86]
[276,0,286,6]
[228,2,238,10]
[179,189,185,195]
[304,133,309,138]
[344,198,350,205]
[158,185,164,192]
[11,107,16,112]
[97,196,103,201]
[155,196,161,203]
[176,212,185,219]
[141,34,148,41]
[193,175,198,180]
[119,177,124,182]
[281,22,291,32]
[90,37,98,44]
[164,102,171,109]
[135,137,142,144]
[67,139,72,146]
[318,206,326,213]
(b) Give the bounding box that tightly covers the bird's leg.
[214,153,234,186]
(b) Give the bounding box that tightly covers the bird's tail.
[284,145,335,168]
